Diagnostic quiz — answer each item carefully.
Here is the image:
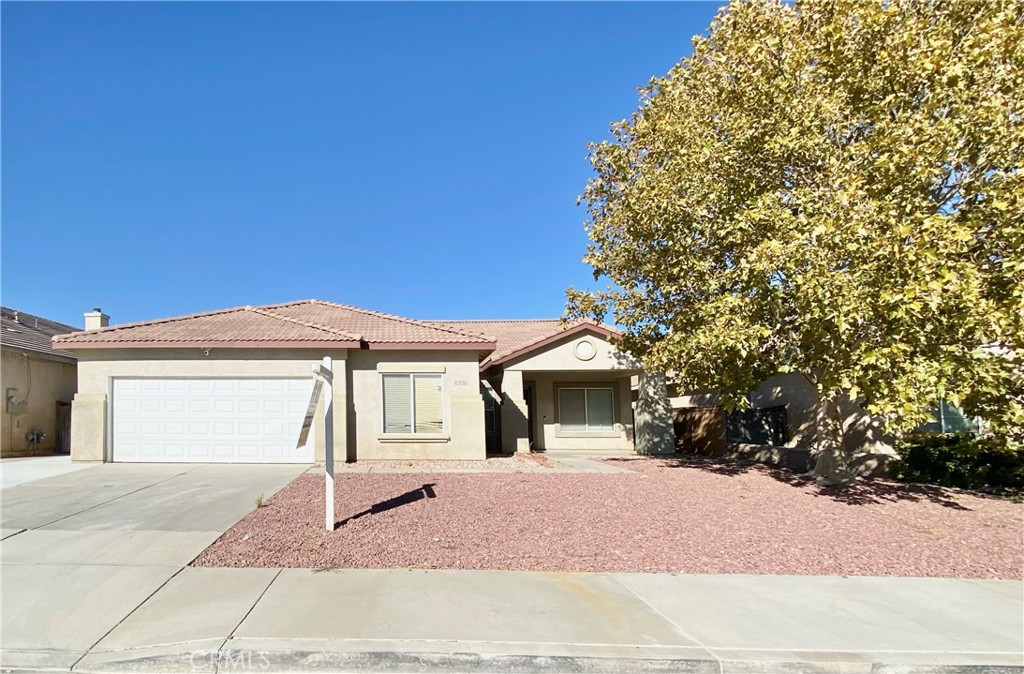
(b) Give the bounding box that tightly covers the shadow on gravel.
[605,456,978,510]
[336,483,438,529]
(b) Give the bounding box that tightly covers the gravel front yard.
[192,457,1023,578]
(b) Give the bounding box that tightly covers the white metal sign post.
[297,356,335,531]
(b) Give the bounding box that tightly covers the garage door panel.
[213,400,234,413]
[112,378,315,463]
[114,398,139,414]
[238,422,259,436]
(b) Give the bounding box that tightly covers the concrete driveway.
[1,455,93,490]
[0,462,306,670]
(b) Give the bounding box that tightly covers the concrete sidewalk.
[51,570,1024,673]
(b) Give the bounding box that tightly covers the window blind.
[558,388,588,432]
[586,388,614,431]
[558,387,614,432]
[414,375,443,433]
[382,374,412,433]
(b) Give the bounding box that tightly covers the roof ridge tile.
[311,300,496,343]
[423,318,559,323]
[248,305,363,341]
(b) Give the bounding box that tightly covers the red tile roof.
[52,300,615,360]
[53,301,495,350]
[268,301,493,346]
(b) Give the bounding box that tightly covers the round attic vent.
[573,338,596,361]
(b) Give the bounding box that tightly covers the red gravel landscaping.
[192,457,1024,579]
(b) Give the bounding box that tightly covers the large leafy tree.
[567,0,1023,482]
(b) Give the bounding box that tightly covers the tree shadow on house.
[335,483,437,529]
[605,455,977,510]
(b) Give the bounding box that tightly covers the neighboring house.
[1,307,79,457]
[53,300,672,464]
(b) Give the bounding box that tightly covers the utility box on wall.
[6,388,27,415]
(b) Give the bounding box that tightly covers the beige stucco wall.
[347,350,485,460]
[498,369,530,453]
[634,372,675,455]
[70,347,488,463]
[70,348,350,462]
[1,349,77,457]
[503,332,641,372]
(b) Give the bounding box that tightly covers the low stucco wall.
[1,350,77,457]
[347,350,485,460]
[670,373,897,475]
[70,348,349,462]
[751,374,896,473]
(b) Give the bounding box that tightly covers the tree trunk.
[812,393,854,485]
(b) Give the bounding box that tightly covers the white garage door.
[112,378,315,463]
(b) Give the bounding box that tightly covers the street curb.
[65,649,1024,674]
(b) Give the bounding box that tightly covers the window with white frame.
[558,387,614,432]
[915,400,982,434]
[382,374,443,434]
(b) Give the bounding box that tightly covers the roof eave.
[55,339,496,351]
[55,339,362,350]
[2,343,77,364]
[362,341,497,352]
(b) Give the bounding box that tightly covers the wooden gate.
[673,406,726,454]
[56,401,72,454]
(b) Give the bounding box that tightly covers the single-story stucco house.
[53,300,673,464]
[2,307,79,457]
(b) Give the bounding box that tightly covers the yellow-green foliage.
[568,0,1022,443]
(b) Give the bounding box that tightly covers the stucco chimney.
[84,308,110,331]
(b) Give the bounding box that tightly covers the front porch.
[510,369,636,453]
[475,321,674,457]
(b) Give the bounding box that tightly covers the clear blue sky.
[2,1,723,328]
